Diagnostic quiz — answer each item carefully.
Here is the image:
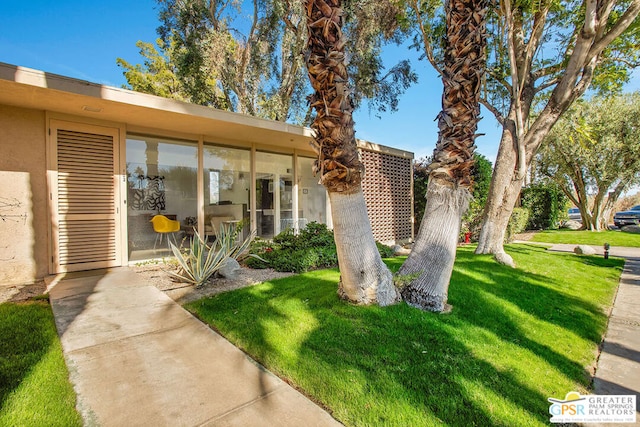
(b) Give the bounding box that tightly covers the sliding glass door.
[255,151,293,238]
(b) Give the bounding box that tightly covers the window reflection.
[256,152,293,238]
[126,136,197,260]
[203,145,250,239]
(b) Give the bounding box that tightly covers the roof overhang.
[0,62,412,158]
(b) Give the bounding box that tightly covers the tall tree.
[537,92,640,230]
[117,39,196,103]
[474,0,640,265]
[119,1,416,123]
[398,0,488,312]
[408,0,640,266]
[155,0,299,117]
[304,0,400,305]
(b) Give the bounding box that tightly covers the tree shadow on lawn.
[470,244,622,343]
[187,247,620,426]
[0,301,59,407]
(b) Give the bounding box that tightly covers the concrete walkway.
[544,243,640,423]
[48,268,341,427]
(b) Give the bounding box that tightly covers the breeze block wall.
[359,144,414,245]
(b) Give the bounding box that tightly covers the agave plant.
[215,222,258,262]
[169,230,231,287]
[169,225,261,287]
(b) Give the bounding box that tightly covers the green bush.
[272,228,298,250]
[316,245,339,267]
[460,200,484,242]
[376,242,395,258]
[506,207,530,242]
[246,222,392,273]
[245,238,276,269]
[299,222,335,248]
[521,183,568,230]
[270,249,320,273]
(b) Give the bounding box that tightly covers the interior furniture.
[150,214,181,249]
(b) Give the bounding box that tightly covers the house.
[0,63,414,286]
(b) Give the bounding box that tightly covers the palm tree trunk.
[304,0,399,305]
[399,0,488,311]
[330,190,397,305]
[400,181,470,311]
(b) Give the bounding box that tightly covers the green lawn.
[0,300,82,427]
[530,229,640,247]
[186,244,623,427]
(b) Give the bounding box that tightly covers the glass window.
[255,151,293,238]
[297,156,327,229]
[203,145,251,238]
[126,135,197,260]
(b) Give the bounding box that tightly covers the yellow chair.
[150,215,180,249]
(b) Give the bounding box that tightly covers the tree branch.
[487,68,512,92]
[534,76,562,93]
[532,63,564,80]
[588,0,640,61]
[410,0,444,77]
[519,5,550,93]
[480,97,505,124]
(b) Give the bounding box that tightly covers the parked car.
[613,205,640,227]
[568,207,581,221]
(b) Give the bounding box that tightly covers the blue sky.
[3,1,636,164]
[1,0,506,162]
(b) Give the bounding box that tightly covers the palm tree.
[398,0,488,312]
[304,0,400,306]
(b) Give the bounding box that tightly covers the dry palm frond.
[304,0,363,193]
[430,0,488,189]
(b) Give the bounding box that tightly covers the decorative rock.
[574,245,597,255]
[218,257,241,279]
[563,220,582,230]
[393,245,411,256]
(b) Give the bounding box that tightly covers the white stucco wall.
[0,105,48,285]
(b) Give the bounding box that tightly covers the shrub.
[521,183,568,230]
[506,207,530,242]
[460,200,484,242]
[299,222,335,248]
[270,249,320,273]
[170,226,257,286]
[169,231,231,286]
[376,242,395,258]
[246,222,394,273]
[272,228,298,250]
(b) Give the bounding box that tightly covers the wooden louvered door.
[50,121,122,272]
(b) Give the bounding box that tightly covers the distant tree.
[537,93,640,230]
[154,0,300,117]
[304,0,400,305]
